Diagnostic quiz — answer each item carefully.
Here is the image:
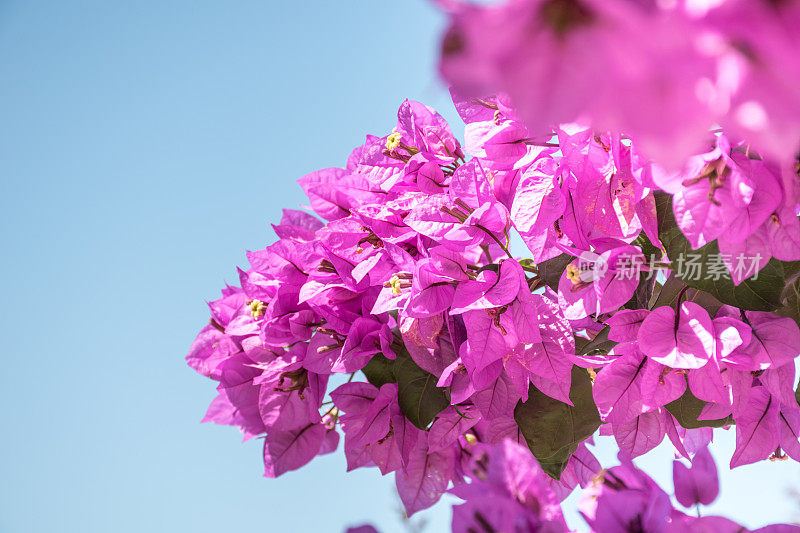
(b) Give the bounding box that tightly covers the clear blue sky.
[1,2,797,532]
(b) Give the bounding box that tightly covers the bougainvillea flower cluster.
[438,0,800,170]
[187,91,800,530]
[352,441,791,532]
[187,1,800,529]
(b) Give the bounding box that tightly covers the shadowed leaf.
[655,191,796,311]
[776,274,800,329]
[796,381,800,408]
[362,350,449,430]
[362,354,395,388]
[393,349,449,430]
[514,366,601,480]
[650,273,724,316]
[665,383,733,429]
[575,326,615,356]
[536,253,573,291]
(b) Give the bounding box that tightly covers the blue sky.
[1,1,798,532]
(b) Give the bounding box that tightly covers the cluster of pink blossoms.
[187,89,800,530]
[351,440,786,533]
[438,0,800,170]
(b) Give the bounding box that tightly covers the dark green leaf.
[623,227,660,309]
[623,270,656,310]
[361,347,450,430]
[795,381,800,408]
[477,263,500,275]
[573,336,589,355]
[536,253,573,291]
[514,366,601,480]
[655,191,792,311]
[649,273,724,315]
[575,326,615,356]
[649,274,685,308]
[361,354,395,388]
[776,272,800,328]
[632,225,663,262]
[393,349,449,430]
[665,384,733,429]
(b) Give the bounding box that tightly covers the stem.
[475,223,513,259]
[322,405,338,420]
[479,244,493,263]
[674,285,690,330]
[520,138,559,148]
[674,285,690,310]
[453,405,475,420]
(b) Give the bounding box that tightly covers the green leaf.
[622,226,660,310]
[514,366,602,480]
[649,273,724,316]
[361,349,450,430]
[477,263,500,275]
[776,272,800,329]
[361,354,395,388]
[536,253,573,291]
[393,349,449,430]
[649,273,685,308]
[795,381,800,408]
[361,346,450,429]
[575,326,615,356]
[623,270,656,310]
[665,384,733,429]
[655,191,793,311]
[633,227,662,261]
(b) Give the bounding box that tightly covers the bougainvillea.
[187,0,800,530]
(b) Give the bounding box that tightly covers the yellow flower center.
[248,299,266,319]
[566,263,582,285]
[389,275,403,296]
[385,132,402,151]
